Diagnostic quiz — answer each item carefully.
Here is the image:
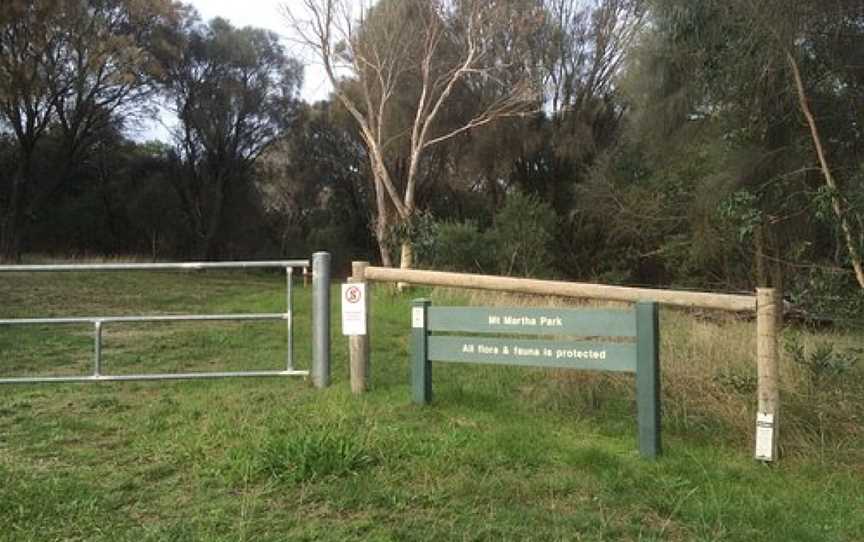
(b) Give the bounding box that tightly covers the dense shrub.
[420,192,556,278]
[491,192,556,277]
[427,220,495,273]
[789,268,864,325]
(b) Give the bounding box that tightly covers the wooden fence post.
[349,261,370,394]
[755,287,780,462]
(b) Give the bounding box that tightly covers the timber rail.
[352,263,780,462]
[363,267,756,312]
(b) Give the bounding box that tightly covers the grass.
[0,269,862,540]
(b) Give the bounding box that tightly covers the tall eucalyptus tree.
[159,16,303,258]
[287,0,543,268]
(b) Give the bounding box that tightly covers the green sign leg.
[411,299,432,405]
[636,301,661,458]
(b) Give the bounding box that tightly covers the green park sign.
[410,300,662,458]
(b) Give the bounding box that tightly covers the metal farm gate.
[0,253,331,387]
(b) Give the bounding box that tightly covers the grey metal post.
[286,266,294,371]
[311,252,331,388]
[94,321,103,377]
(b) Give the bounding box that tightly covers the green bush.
[304,208,359,272]
[789,267,864,326]
[491,192,556,277]
[784,331,861,394]
[426,220,496,273]
[388,210,440,267]
[420,193,556,277]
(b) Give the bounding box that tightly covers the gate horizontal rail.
[0,371,309,385]
[0,313,289,325]
[0,260,310,272]
[0,259,321,385]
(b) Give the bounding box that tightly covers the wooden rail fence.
[349,263,780,462]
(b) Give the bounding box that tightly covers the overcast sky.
[135,0,332,141]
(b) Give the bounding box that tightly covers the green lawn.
[0,270,862,541]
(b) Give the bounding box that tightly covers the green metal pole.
[411,299,432,405]
[636,301,661,459]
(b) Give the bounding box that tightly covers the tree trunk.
[371,166,394,267]
[0,198,19,263]
[168,167,207,259]
[400,240,414,270]
[151,231,158,262]
[202,174,231,261]
[194,204,218,260]
[487,167,500,222]
[0,157,31,262]
[375,217,393,267]
[787,52,864,289]
[754,223,768,288]
[397,239,414,291]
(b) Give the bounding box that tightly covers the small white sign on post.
[341,283,367,336]
[412,306,425,328]
[754,412,776,461]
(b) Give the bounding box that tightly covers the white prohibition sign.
[345,285,363,304]
[341,283,367,336]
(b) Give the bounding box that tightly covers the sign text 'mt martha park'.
[410,301,662,459]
